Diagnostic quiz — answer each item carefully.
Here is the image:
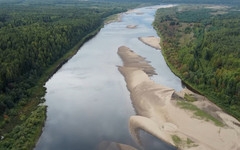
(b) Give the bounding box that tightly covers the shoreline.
[33,25,103,149]
[0,25,103,150]
[104,13,123,25]
[117,46,240,150]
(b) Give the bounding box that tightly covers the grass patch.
[171,135,198,148]
[184,94,197,102]
[172,135,182,146]
[186,138,194,145]
[177,101,224,127]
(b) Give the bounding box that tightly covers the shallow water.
[35,5,181,150]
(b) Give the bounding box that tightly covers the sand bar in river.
[138,36,161,50]
[118,46,240,150]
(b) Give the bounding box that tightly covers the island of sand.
[126,25,137,29]
[138,36,161,50]
[117,46,240,150]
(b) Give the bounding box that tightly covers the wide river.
[35,5,182,150]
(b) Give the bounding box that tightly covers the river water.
[35,5,182,150]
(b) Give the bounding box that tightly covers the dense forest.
[153,5,240,120]
[0,2,127,119]
[0,2,139,149]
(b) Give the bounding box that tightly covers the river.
[35,5,182,150]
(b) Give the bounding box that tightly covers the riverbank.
[0,25,103,150]
[117,46,240,150]
[152,5,240,121]
[32,25,103,149]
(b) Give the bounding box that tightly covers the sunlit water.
[35,5,182,150]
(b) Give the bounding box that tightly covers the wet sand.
[118,46,240,150]
[104,13,123,24]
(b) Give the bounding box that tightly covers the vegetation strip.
[177,101,224,127]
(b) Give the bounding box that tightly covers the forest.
[153,5,240,120]
[0,1,139,149]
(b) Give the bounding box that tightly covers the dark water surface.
[35,5,181,150]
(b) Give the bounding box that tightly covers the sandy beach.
[118,46,240,150]
[138,36,161,50]
[104,13,123,24]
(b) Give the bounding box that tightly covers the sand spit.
[118,46,240,150]
[138,36,161,50]
[117,46,156,76]
[104,13,123,25]
[125,9,144,15]
[98,141,137,150]
[126,25,138,29]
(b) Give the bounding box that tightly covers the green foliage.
[177,101,224,127]
[172,135,182,146]
[171,135,197,148]
[184,94,196,102]
[154,5,240,121]
[0,106,46,150]
[176,9,212,23]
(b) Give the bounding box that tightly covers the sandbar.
[138,36,161,50]
[126,25,137,29]
[118,46,240,150]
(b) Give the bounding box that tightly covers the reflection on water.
[139,130,177,150]
[35,5,182,150]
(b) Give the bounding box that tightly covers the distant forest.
[94,0,240,5]
[0,0,240,5]
[153,5,240,120]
